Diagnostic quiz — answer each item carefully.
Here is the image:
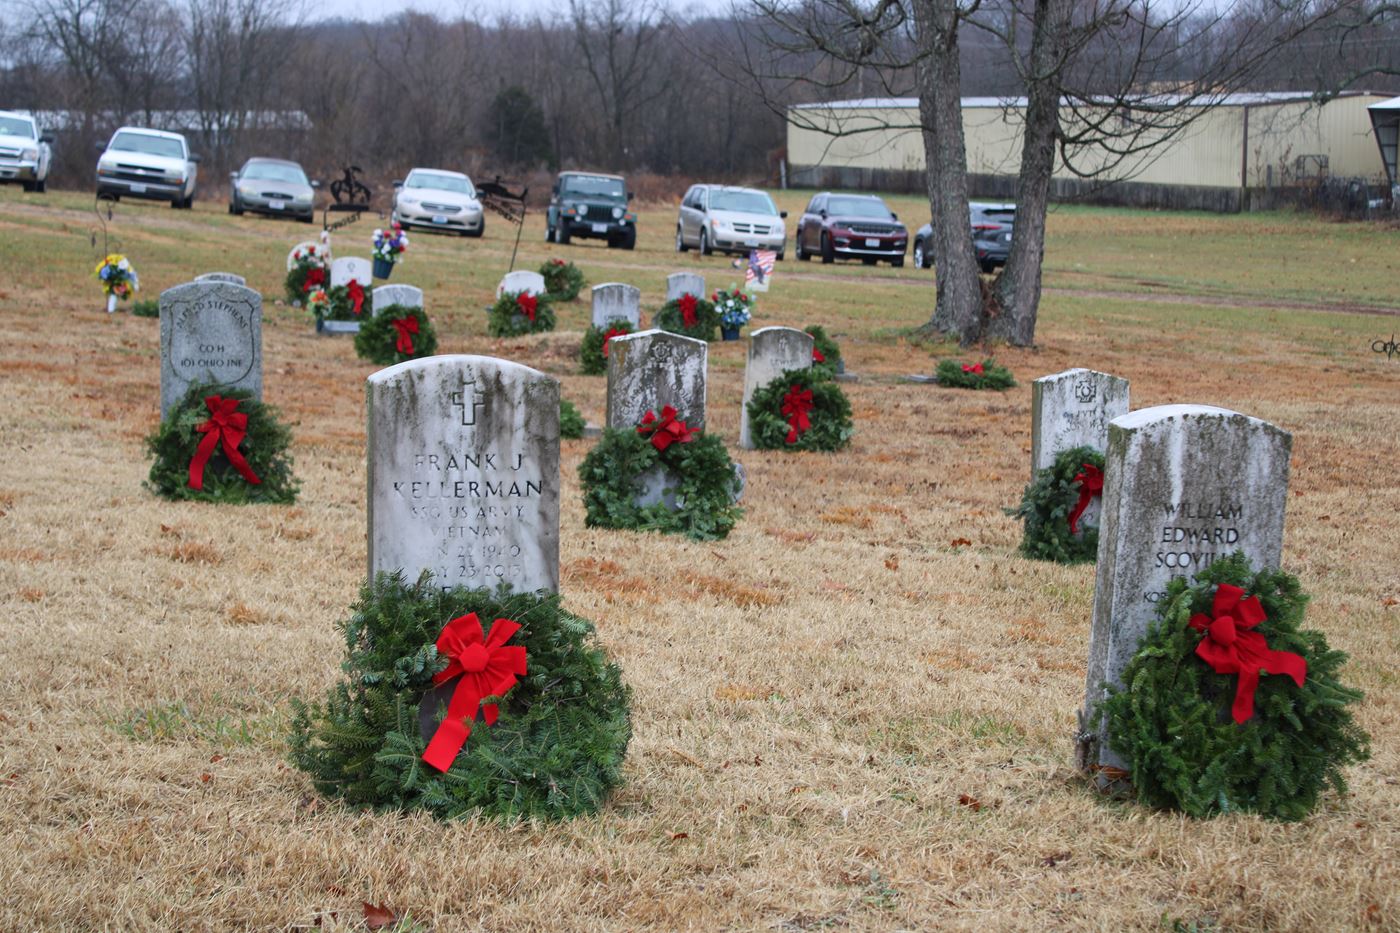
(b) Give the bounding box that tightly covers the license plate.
[591,223,608,233]
[268,200,285,210]
[745,240,759,248]
[131,183,146,194]
[865,238,881,248]
[432,215,447,224]
[1003,233,1011,242]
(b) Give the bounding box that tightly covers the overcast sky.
[315,0,736,22]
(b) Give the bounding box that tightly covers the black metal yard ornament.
[477,176,529,271]
[323,165,374,232]
[1373,334,1400,360]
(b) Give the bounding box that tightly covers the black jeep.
[546,171,636,249]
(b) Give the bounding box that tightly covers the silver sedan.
[229,157,318,222]
[392,168,484,237]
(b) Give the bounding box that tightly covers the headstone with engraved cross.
[366,355,560,595]
[1031,368,1130,474]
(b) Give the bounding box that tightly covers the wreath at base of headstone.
[1096,553,1370,822]
[353,304,438,365]
[805,325,842,378]
[289,571,632,821]
[560,399,585,439]
[540,258,585,302]
[580,318,635,375]
[1006,446,1104,563]
[746,368,854,451]
[310,282,372,323]
[285,247,328,305]
[146,384,298,504]
[579,410,742,540]
[935,358,1015,390]
[652,294,718,342]
[488,290,556,337]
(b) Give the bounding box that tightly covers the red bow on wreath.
[602,327,628,357]
[421,613,528,772]
[303,267,325,291]
[962,362,984,375]
[781,385,814,444]
[390,315,418,354]
[188,395,262,491]
[812,348,826,363]
[637,405,696,451]
[517,292,538,322]
[347,279,365,315]
[679,293,698,328]
[1189,584,1307,724]
[1067,463,1103,535]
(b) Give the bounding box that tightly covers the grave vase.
[106,294,118,313]
[721,325,740,341]
[373,257,394,279]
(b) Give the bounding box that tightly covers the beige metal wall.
[788,96,1388,189]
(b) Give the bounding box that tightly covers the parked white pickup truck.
[0,111,53,193]
[95,126,200,209]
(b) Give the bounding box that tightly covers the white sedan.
[391,168,484,237]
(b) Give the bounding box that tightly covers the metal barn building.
[787,92,1390,212]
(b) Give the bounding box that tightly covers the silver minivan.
[675,184,787,260]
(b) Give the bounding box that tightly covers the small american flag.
[744,249,776,291]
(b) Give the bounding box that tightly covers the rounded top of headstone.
[1112,404,1264,431]
[1035,367,1127,385]
[610,328,708,350]
[750,325,809,339]
[160,279,261,302]
[592,282,639,293]
[367,354,554,387]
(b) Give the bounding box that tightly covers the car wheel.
[980,260,995,274]
[892,257,904,268]
[545,223,554,242]
[820,232,834,264]
[467,224,484,238]
[862,257,877,266]
[300,213,314,224]
[556,222,570,245]
[230,198,243,216]
[795,235,808,261]
[621,227,636,250]
[776,251,785,262]
[699,228,711,256]
[676,226,688,252]
[21,181,34,193]
[913,239,927,269]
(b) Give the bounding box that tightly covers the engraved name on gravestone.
[373,284,424,314]
[1076,405,1292,777]
[665,272,705,303]
[1031,368,1130,474]
[606,329,708,431]
[367,356,560,595]
[195,272,246,286]
[497,270,547,298]
[739,326,814,449]
[591,283,642,328]
[159,281,262,419]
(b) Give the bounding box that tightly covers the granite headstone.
[739,326,814,449]
[497,270,547,298]
[1031,368,1130,474]
[330,257,372,288]
[665,272,706,303]
[159,280,262,419]
[605,329,708,430]
[373,284,424,314]
[195,272,246,286]
[590,283,642,328]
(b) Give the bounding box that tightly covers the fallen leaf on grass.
[1041,850,1072,867]
[200,773,212,784]
[957,794,983,811]
[949,538,972,549]
[884,557,899,571]
[209,754,224,763]
[670,832,689,840]
[363,902,398,931]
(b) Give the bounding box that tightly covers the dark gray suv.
[913,202,1017,273]
[546,172,637,249]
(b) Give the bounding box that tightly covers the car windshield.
[827,197,893,219]
[562,175,625,199]
[242,161,307,184]
[711,190,777,215]
[109,131,185,159]
[0,116,35,138]
[407,172,473,195]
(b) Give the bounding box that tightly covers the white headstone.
[286,241,324,271]
[590,283,642,328]
[366,356,560,595]
[373,284,424,314]
[330,257,372,289]
[1077,405,1293,778]
[496,270,547,298]
[195,272,246,286]
[606,329,708,430]
[1031,368,1130,474]
[665,272,706,303]
[739,326,814,449]
[159,281,262,419]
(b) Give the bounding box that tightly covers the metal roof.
[791,91,1377,111]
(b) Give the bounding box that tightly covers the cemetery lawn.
[1,186,1398,931]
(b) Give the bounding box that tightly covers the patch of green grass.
[112,700,286,748]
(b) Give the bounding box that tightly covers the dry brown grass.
[0,187,1398,931]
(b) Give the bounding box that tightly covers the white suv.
[95,127,200,208]
[676,184,787,260]
[0,111,53,193]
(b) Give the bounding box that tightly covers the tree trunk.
[912,0,983,344]
[992,0,1069,347]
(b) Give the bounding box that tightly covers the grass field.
[1,185,1398,932]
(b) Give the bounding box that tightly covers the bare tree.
[569,0,670,168]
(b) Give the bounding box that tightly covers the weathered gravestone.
[1031,368,1130,474]
[195,272,246,286]
[606,329,708,431]
[739,326,814,450]
[1076,405,1292,780]
[496,270,547,298]
[665,272,706,303]
[330,257,372,288]
[373,284,424,314]
[159,280,262,419]
[590,283,642,328]
[366,355,560,595]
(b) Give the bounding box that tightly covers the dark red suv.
[794,192,907,267]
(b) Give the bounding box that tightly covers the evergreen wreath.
[309,282,372,324]
[560,398,585,439]
[285,246,329,305]
[652,293,718,342]
[935,358,1016,390]
[1096,553,1370,821]
[353,304,439,366]
[580,318,635,375]
[289,571,632,821]
[745,368,854,452]
[488,289,556,337]
[146,383,298,504]
[1006,446,1105,563]
[805,325,842,378]
[540,258,585,302]
[579,414,742,541]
